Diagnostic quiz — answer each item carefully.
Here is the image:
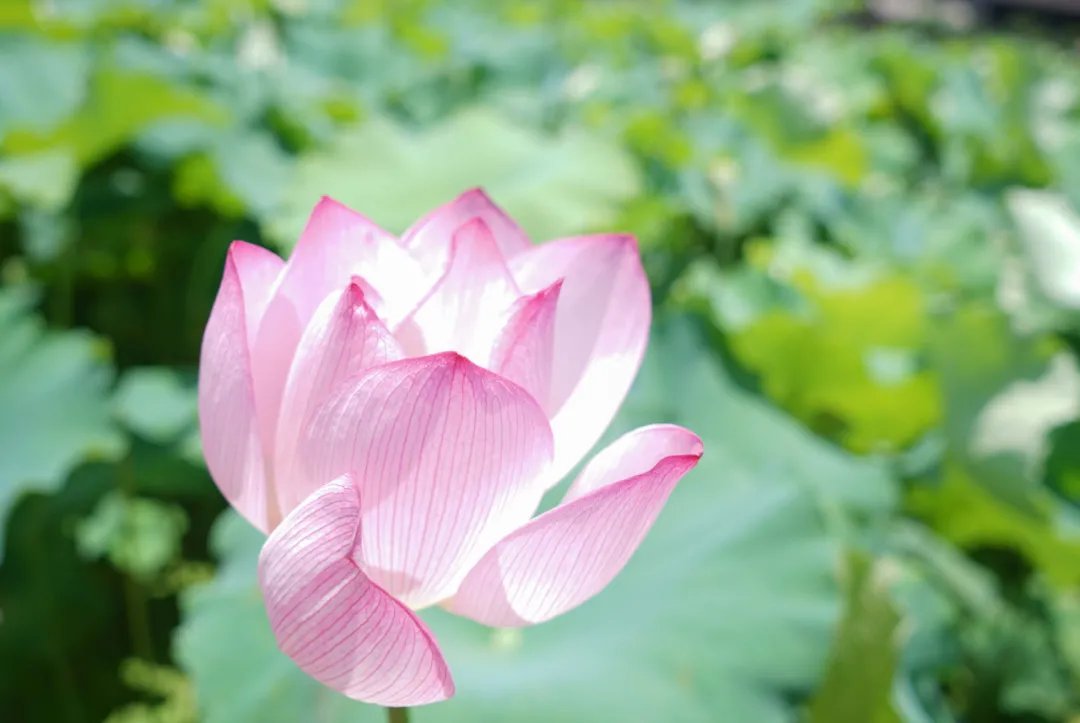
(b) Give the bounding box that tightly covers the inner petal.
[395,218,522,368]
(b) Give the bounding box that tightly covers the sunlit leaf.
[908,466,1080,588]
[784,126,868,188]
[265,108,641,243]
[1007,189,1080,310]
[3,69,229,167]
[970,353,1080,484]
[711,244,941,453]
[928,304,1069,513]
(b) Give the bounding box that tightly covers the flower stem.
[386,707,410,723]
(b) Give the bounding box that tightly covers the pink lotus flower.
[198,190,703,707]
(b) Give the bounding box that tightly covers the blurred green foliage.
[2,0,1080,721]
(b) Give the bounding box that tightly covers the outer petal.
[447,425,702,627]
[274,280,403,520]
[251,198,424,464]
[228,241,286,344]
[510,235,651,487]
[401,188,530,275]
[259,476,454,706]
[297,353,553,608]
[397,219,522,367]
[490,280,563,413]
[198,242,285,533]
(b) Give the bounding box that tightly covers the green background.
[2,1,1080,721]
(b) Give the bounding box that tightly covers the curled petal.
[447,425,702,627]
[198,242,285,533]
[510,235,651,487]
[490,280,563,413]
[562,424,701,503]
[298,353,553,608]
[274,281,403,519]
[259,476,454,706]
[401,188,530,275]
[398,219,522,367]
